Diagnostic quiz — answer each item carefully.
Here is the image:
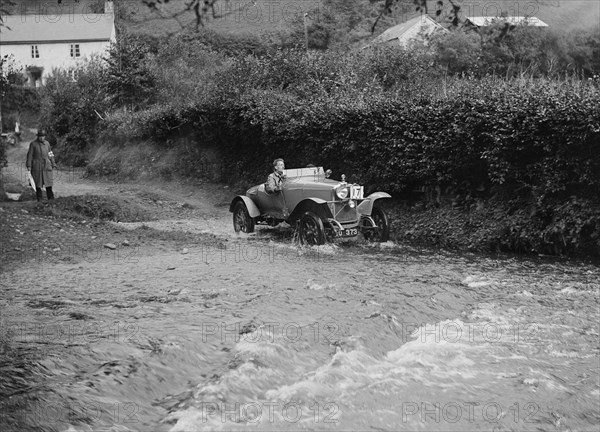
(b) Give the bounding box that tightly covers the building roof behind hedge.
[371,15,446,44]
[0,13,114,44]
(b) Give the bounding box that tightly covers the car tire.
[362,207,390,242]
[298,211,326,245]
[233,201,255,233]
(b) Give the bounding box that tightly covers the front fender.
[357,192,392,216]
[230,195,261,218]
[288,198,334,223]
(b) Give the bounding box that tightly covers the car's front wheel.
[233,201,255,233]
[361,207,390,242]
[298,211,326,245]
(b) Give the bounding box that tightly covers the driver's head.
[273,158,285,174]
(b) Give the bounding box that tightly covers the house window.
[70,44,80,57]
[31,45,39,58]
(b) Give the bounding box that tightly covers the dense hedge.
[39,60,109,166]
[99,77,600,198]
[191,79,600,199]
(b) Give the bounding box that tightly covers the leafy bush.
[1,54,40,170]
[433,25,600,78]
[182,29,270,56]
[40,59,109,166]
[103,33,157,109]
[148,35,228,105]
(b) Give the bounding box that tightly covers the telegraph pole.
[303,12,309,51]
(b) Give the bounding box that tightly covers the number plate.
[350,186,364,200]
[341,228,358,237]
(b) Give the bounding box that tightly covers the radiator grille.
[332,202,358,223]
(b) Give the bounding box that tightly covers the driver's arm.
[265,173,278,193]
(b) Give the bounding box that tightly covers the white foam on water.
[167,307,583,431]
[467,303,513,327]
[272,323,502,405]
[308,243,340,255]
[165,325,331,430]
[63,426,94,432]
[354,240,404,251]
[549,350,596,359]
[559,286,579,295]
[305,279,335,290]
[372,240,399,249]
[558,286,599,296]
[167,334,488,431]
[234,335,294,360]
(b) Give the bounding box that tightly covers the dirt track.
[0,135,247,267]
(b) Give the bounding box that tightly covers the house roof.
[371,15,447,44]
[466,16,548,27]
[0,13,115,45]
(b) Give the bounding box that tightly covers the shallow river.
[1,235,599,431]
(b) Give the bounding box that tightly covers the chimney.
[105,0,114,15]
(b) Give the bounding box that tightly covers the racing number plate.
[350,186,364,200]
[341,228,358,237]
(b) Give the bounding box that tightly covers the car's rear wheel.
[298,211,326,245]
[362,207,390,242]
[233,201,255,233]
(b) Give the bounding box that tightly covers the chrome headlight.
[348,200,356,208]
[336,186,348,199]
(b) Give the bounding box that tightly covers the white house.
[466,16,548,28]
[368,15,449,49]
[0,1,116,86]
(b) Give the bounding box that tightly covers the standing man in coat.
[26,129,56,201]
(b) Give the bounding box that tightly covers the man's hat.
[37,129,46,136]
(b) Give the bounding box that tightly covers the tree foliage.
[1,54,39,168]
[103,33,157,109]
[40,59,109,166]
[0,0,15,29]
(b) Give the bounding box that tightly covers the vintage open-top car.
[229,166,391,245]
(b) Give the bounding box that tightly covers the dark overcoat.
[26,138,56,188]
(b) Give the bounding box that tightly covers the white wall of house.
[1,2,116,86]
[4,41,112,85]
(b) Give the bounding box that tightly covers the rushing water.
[1,238,598,431]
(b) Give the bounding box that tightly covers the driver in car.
[265,158,287,193]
